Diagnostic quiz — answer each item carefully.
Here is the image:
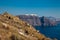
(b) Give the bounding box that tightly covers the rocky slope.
[17,15,41,26]
[17,15,56,26]
[40,16,56,27]
[0,12,53,40]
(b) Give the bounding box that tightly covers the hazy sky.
[0,0,60,18]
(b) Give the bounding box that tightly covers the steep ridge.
[17,15,41,26]
[17,15,56,26]
[40,16,56,27]
[0,12,53,40]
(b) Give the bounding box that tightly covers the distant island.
[17,14,60,27]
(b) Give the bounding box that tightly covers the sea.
[34,24,60,40]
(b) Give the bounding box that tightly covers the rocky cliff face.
[17,15,41,26]
[40,16,56,27]
[0,12,53,40]
[17,15,56,26]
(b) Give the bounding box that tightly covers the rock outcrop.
[40,16,56,27]
[17,15,41,26]
[17,15,56,26]
[0,12,53,40]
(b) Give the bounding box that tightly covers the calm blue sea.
[34,24,60,40]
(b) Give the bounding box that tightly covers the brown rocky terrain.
[0,12,54,40]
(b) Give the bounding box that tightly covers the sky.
[0,0,60,18]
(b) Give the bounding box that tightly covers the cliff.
[17,15,41,26]
[17,15,56,26]
[40,16,56,27]
[0,12,53,40]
